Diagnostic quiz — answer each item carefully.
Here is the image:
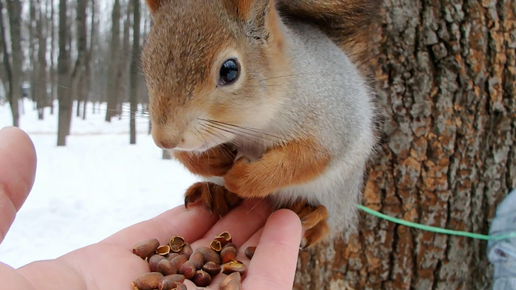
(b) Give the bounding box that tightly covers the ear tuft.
[145,0,163,14]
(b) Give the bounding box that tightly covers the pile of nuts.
[131,231,256,290]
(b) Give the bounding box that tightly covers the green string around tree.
[357,205,516,241]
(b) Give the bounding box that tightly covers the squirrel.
[142,0,379,248]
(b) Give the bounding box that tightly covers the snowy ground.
[0,100,199,268]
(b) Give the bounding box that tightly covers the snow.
[0,100,199,268]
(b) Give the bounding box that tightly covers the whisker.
[200,119,288,142]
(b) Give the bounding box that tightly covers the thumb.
[0,127,37,244]
[243,209,302,290]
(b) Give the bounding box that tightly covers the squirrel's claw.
[184,182,242,217]
[286,200,330,249]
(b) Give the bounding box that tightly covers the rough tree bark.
[294,1,516,290]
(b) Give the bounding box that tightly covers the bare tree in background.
[129,0,140,144]
[0,0,15,126]
[56,0,71,146]
[5,0,23,127]
[82,0,97,120]
[36,0,49,120]
[105,0,121,122]
[70,0,88,120]
[49,0,56,115]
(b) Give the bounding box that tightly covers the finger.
[0,127,37,243]
[191,198,272,248]
[243,209,302,290]
[102,203,219,249]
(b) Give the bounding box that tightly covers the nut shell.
[149,255,166,272]
[189,252,204,270]
[169,255,188,270]
[158,274,185,290]
[195,246,222,265]
[221,260,247,276]
[245,246,256,260]
[156,245,171,256]
[178,260,196,280]
[219,272,242,290]
[169,236,186,253]
[132,272,163,290]
[132,239,160,259]
[202,261,221,276]
[220,246,237,264]
[179,243,193,259]
[157,259,178,276]
[193,270,212,287]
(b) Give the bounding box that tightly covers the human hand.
[0,127,302,290]
[0,127,37,244]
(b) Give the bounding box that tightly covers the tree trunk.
[29,1,37,103]
[83,0,96,121]
[5,0,23,127]
[36,0,48,120]
[0,0,16,126]
[70,0,88,120]
[57,0,71,146]
[294,1,516,290]
[105,0,121,122]
[129,0,140,145]
[49,0,56,115]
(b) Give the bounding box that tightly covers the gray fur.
[211,22,376,237]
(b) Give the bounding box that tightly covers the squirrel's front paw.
[223,157,273,198]
[287,200,330,248]
[184,182,242,216]
[175,144,237,177]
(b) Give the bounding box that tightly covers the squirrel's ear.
[225,0,275,40]
[145,0,163,14]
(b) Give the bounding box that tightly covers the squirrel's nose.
[155,138,179,149]
[151,126,181,149]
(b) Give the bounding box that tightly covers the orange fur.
[173,144,237,177]
[286,199,329,248]
[185,182,242,216]
[224,138,331,198]
[145,0,162,14]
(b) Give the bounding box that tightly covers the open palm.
[0,127,301,290]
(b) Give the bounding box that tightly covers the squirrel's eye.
[219,59,240,86]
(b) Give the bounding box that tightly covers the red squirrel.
[142,0,379,248]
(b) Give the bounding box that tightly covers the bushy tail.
[277,0,381,75]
